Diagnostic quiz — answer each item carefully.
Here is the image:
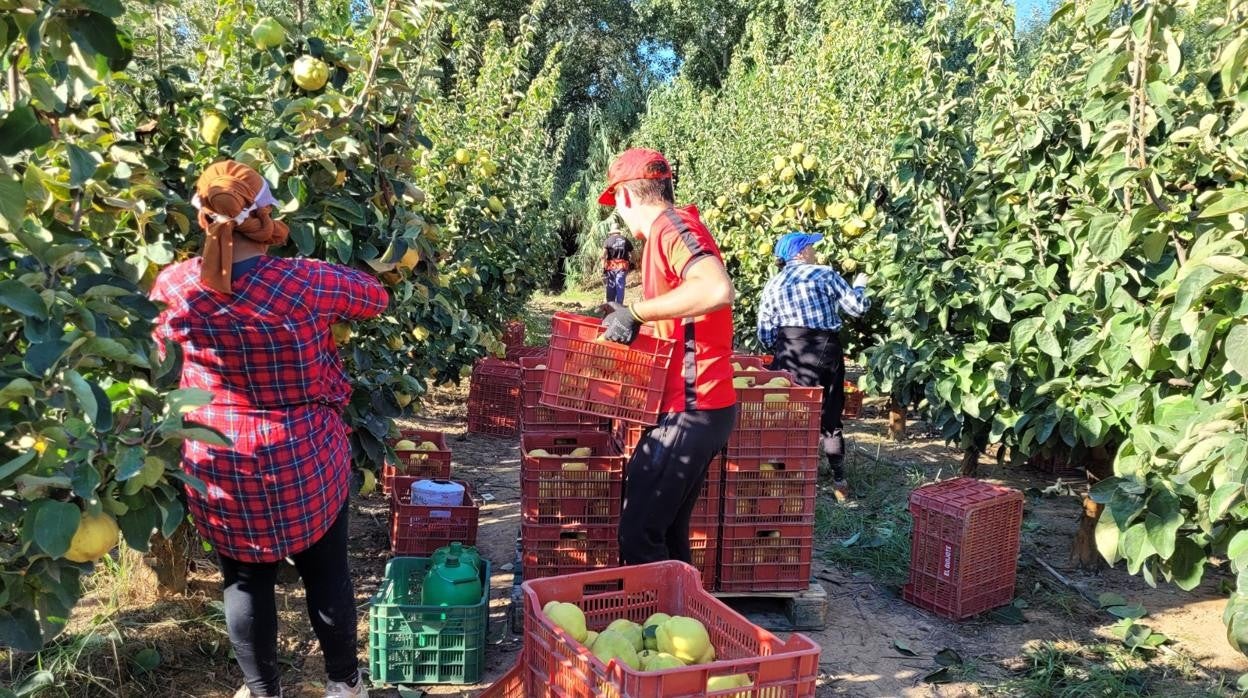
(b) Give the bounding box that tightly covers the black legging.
[770,326,846,479]
[219,502,358,696]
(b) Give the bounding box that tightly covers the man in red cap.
[598,147,737,566]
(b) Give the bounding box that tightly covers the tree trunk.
[887,401,907,442]
[144,523,194,595]
[1070,445,1116,570]
[959,446,980,477]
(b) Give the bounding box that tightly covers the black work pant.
[619,406,736,564]
[219,502,358,696]
[770,327,847,479]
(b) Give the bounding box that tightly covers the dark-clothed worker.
[756,232,869,500]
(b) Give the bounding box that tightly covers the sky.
[1014,0,1055,25]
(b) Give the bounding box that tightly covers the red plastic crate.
[508,345,548,362]
[480,660,527,698]
[389,477,481,556]
[728,371,821,460]
[730,355,767,371]
[521,561,819,698]
[469,360,523,437]
[691,470,721,520]
[521,358,609,431]
[504,319,526,353]
[903,477,1023,620]
[721,468,817,525]
[610,419,646,456]
[520,523,619,580]
[718,522,814,592]
[391,429,452,468]
[380,460,452,497]
[521,432,625,526]
[842,381,864,419]
[690,521,719,591]
[539,312,676,426]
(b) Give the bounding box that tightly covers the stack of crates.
[519,431,623,580]
[467,357,523,437]
[373,429,485,687]
[719,362,821,592]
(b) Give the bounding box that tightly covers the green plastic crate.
[368,556,491,685]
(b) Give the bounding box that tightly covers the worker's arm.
[631,255,734,322]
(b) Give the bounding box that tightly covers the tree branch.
[345,0,397,122]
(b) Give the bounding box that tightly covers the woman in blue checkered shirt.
[756,232,870,499]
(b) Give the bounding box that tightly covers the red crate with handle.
[540,312,676,425]
[468,358,523,437]
[520,432,625,527]
[521,561,820,698]
[903,477,1024,620]
[728,370,821,460]
[388,477,480,556]
[520,523,619,580]
[521,357,609,432]
[717,522,814,592]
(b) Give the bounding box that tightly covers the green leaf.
[0,608,43,652]
[24,340,69,378]
[1086,0,1118,25]
[0,105,52,156]
[1011,317,1044,351]
[115,445,145,481]
[1168,538,1206,592]
[1036,329,1061,358]
[1097,592,1127,608]
[32,499,81,558]
[1120,523,1156,575]
[1141,230,1167,263]
[81,0,125,18]
[0,377,35,404]
[63,370,101,427]
[67,12,125,61]
[1226,323,1248,377]
[0,173,24,232]
[1144,490,1181,560]
[0,451,36,482]
[1106,603,1147,620]
[67,144,100,187]
[117,498,158,552]
[1174,265,1220,315]
[1197,190,1248,218]
[1211,483,1242,520]
[0,280,48,320]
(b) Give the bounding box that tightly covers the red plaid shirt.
[151,256,388,562]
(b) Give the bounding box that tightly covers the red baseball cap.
[598,148,672,206]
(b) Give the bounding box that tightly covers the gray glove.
[852,273,869,289]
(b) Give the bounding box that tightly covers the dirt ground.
[8,295,1246,697]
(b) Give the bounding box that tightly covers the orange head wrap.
[193,160,289,294]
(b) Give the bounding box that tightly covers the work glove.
[852,273,869,289]
[601,302,643,344]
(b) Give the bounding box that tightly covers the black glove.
[601,302,642,344]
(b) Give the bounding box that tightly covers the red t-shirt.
[641,205,736,413]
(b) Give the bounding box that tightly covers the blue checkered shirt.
[756,262,870,349]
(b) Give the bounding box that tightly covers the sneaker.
[233,686,282,698]
[325,671,366,698]
[833,480,850,501]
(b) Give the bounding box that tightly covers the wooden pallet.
[712,582,829,632]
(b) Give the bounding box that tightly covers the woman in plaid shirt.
[757,232,869,499]
[151,161,387,698]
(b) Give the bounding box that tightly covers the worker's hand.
[852,273,869,289]
[600,302,642,344]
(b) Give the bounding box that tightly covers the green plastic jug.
[431,542,482,574]
[421,554,483,607]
